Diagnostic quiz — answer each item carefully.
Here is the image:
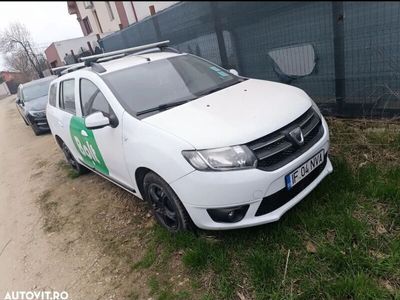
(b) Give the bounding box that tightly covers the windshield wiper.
[136,99,190,116]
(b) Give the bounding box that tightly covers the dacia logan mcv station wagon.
[47,42,333,232]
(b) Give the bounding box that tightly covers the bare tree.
[0,22,44,78]
[3,50,36,81]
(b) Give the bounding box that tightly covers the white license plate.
[285,150,325,190]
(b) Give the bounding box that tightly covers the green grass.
[147,275,191,300]
[134,120,400,299]
[132,244,157,269]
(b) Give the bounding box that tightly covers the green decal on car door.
[69,116,109,175]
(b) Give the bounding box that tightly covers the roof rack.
[56,41,178,77]
[80,40,171,66]
[59,62,86,76]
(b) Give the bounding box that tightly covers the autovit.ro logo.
[3,291,68,300]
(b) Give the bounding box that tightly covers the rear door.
[56,78,81,160]
[46,82,59,134]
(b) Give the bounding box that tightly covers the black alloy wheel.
[143,172,192,232]
[148,183,179,230]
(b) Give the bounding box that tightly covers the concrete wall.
[72,1,178,36]
[76,1,122,35]
[45,43,62,68]
[123,1,137,24]
[45,34,111,67]
[132,1,178,21]
[54,35,101,61]
[0,82,11,98]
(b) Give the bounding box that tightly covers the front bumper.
[171,118,333,230]
[27,114,50,132]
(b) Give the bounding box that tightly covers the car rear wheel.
[61,143,88,175]
[143,172,192,232]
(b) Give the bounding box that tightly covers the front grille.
[255,154,327,216]
[247,107,324,171]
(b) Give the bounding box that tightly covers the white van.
[47,41,333,232]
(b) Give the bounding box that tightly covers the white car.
[47,41,333,232]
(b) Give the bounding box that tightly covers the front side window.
[102,55,241,117]
[80,79,111,117]
[48,83,57,107]
[60,79,76,114]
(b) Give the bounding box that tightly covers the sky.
[0,1,83,70]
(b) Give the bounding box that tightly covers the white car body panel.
[122,114,196,196]
[46,51,333,230]
[144,78,312,149]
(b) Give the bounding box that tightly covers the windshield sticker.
[209,66,229,78]
[69,116,109,175]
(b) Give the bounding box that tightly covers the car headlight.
[182,145,257,171]
[29,110,46,118]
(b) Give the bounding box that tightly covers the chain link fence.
[99,1,400,119]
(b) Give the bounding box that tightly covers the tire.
[61,142,88,175]
[143,172,193,232]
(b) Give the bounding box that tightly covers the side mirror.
[85,111,110,129]
[229,69,239,76]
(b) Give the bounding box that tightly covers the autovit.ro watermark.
[3,291,69,300]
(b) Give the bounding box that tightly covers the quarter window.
[49,83,57,107]
[59,79,76,114]
[80,78,112,117]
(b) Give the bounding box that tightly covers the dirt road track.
[0,95,117,299]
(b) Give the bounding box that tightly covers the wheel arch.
[135,167,153,199]
[54,135,64,148]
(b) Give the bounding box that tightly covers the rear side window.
[80,79,112,117]
[59,79,76,114]
[49,83,57,107]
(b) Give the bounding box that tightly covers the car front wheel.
[143,172,192,232]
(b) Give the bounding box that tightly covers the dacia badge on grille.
[288,127,304,146]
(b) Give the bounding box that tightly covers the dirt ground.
[0,95,168,299]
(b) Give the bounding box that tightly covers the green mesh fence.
[99,1,400,118]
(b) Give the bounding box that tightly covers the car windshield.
[102,54,241,117]
[22,80,52,101]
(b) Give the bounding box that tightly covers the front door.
[72,77,132,188]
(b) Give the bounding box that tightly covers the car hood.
[24,95,48,112]
[143,79,312,149]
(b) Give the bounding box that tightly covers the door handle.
[80,130,88,137]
